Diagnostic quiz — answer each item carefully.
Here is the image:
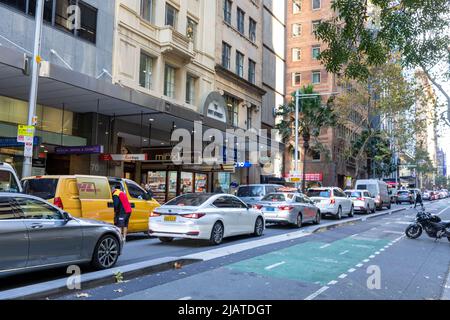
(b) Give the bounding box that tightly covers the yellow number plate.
[164,215,177,222]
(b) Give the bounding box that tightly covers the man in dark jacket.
[414,191,423,209]
[112,185,132,241]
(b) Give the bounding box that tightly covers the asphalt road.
[52,199,450,300]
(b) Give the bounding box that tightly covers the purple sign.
[55,145,104,155]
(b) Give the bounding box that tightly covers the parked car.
[0,193,123,278]
[236,184,283,206]
[149,193,264,245]
[430,191,440,201]
[0,162,22,193]
[306,187,354,219]
[22,175,160,234]
[422,190,431,201]
[344,189,376,214]
[355,180,391,210]
[396,190,414,204]
[255,192,321,227]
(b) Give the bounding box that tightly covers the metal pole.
[294,90,300,189]
[22,0,44,178]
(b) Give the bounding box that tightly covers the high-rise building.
[285,0,367,188]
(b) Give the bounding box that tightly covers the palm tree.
[276,85,337,191]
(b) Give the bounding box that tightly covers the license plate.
[265,207,275,211]
[164,215,177,222]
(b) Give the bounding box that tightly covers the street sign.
[17,125,35,143]
[24,142,33,157]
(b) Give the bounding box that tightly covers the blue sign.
[0,136,39,147]
[55,145,104,155]
[235,161,252,168]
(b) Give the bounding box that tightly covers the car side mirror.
[63,211,72,222]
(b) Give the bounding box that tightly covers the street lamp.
[22,0,44,178]
[294,90,339,193]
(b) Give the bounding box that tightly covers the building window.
[249,18,257,42]
[187,18,198,48]
[139,52,153,89]
[312,71,321,84]
[237,7,245,34]
[293,0,301,13]
[165,3,178,28]
[292,48,301,62]
[225,95,239,127]
[247,106,254,129]
[164,64,176,98]
[236,51,244,77]
[292,72,301,86]
[312,0,321,10]
[223,0,232,24]
[311,150,321,161]
[222,42,231,69]
[141,0,154,23]
[312,46,321,59]
[248,59,256,84]
[312,20,321,33]
[186,74,196,105]
[292,23,301,37]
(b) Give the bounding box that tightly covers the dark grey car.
[0,193,123,278]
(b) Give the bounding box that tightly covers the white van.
[0,162,22,193]
[354,179,390,210]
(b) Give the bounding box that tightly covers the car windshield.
[307,190,331,198]
[165,194,211,207]
[22,179,58,200]
[0,170,20,193]
[398,191,410,195]
[262,193,290,202]
[346,191,362,198]
[237,186,264,197]
[356,184,378,195]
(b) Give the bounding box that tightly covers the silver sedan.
[0,193,123,278]
[255,193,321,228]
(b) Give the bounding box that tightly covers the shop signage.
[287,172,323,182]
[0,136,39,147]
[17,125,35,143]
[99,154,148,161]
[55,145,104,155]
[235,161,252,168]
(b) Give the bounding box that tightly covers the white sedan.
[149,193,265,245]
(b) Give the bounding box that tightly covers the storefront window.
[181,172,193,194]
[195,173,207,193]
[147,171,166,204]
[168,171,177,201]
[218,172,231,194]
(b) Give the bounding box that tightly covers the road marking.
[375,251,380,255]
[363,259,370,262]
[383,230,404,235]
[369,255,376,259]
[178,296,192,300]
[356,263,364,268]
[350,233,359,237]
[348,268,356,273]
[264,261,286,270]
[328,280,338,285]
[437,205,450,216]
[338,274,347,279]
[394,221,412,225]
[304,286,329,300]
[320,244,331,249]
[339,250,349,255]
[380,248,385,251]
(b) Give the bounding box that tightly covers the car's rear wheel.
[91,235,120,270]
[348,206,354,217]
[159,237,174,243]
[294,214,303,228]
[371,205,376,214]
[254,217,264,236]
[336,206,342,220]
[210,221,224,245]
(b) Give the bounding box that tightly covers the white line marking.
[350,233,359,237]
[375,251,380,255]
[328,280,338,285]
[363,259,370,263]
[356,263,364,268]
[380,248,385,251]
[320,244,331,249]
[178,296,192,300]
[382,230,404,235]
[304,286,329,300]
[394,221,411,225]
[369,255,376,259]
[437,205,450,216]
[264,261,286,270]
[339,250,349,255]
[339,274,347,279]
[348,268,356,273]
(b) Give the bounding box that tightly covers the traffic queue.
[0,161,446,277]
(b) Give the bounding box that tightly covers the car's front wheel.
[210,221,224,245]
[91,235,120,270]
[159,237,174,243]
[348,205,354,217]
[314,211,321,225]
[253,217,264,237]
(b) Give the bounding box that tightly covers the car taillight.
[254,205,263,210]
[279,205,294,211]
[330,198,336,204]
[54,197,63,209]
[357,197,364,201]
[151,212,161,217]
[181,213,206,219]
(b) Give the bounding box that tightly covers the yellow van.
[21,175,160,234]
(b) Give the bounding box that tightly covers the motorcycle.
[405,208,450,241]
